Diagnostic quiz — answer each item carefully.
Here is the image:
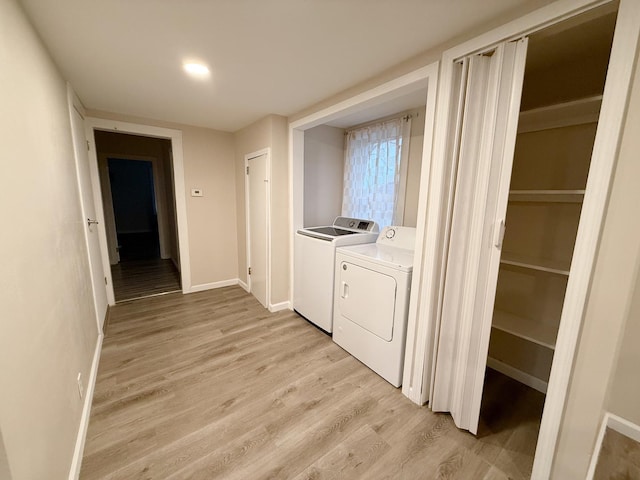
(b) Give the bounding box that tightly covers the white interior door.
[247,152,269,308]
[69,105,108,329]
[430,39,528,434]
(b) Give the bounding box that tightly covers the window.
[342,116,411,228]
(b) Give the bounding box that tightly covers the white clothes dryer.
[333,226,416,387]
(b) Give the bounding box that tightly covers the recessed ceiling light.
[183,62,210,77]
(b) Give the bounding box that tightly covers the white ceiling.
[20,0,550,132]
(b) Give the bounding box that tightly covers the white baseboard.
[607,413,640,443]
[269,301,291,313]
[68,333,103,480]
[238,279,249,292]
[587,412,640,479]
[189,278,240,293]
[487,357,548,394]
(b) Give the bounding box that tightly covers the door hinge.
[248,267,252,275]
[87,140,90,151]
[104,276,108,285]
[246,166,249,175]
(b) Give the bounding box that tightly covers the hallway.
[111,258,181,302]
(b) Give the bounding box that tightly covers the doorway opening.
[94,131,181,302]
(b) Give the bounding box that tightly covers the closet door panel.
[431,54,493,415]
[431,38,528,434]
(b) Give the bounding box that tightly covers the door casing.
[84,118,192,304]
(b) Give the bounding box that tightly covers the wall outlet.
[77,372,84,399]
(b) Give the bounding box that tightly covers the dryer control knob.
[385,228,396,239]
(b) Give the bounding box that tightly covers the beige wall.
[304,125,345,227]
[87,110,238,287]
[234,114,290,305]
[608,264,640,426]
[0,431,10,480]
[270,116,290,304]
[0,0,99,478]
[403,106,426,227]
[182,127,238,286]
[551,49,640,479]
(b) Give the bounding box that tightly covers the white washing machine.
[333,226,416,387]
[293,217,378,333]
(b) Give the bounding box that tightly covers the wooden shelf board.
[492,309,558,350]
[500,252,571,275]
[509,190,585,203]
[518,95,602,133]
[487,357,548,394]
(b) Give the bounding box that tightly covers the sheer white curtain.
[342,117,411,228]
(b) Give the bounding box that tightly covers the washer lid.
[337,243,414,272]
[304,226,357,236]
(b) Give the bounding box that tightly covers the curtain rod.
[344,111,417,134]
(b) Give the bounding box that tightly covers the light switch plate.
[191,188,203,197]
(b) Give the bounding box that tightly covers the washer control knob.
[349,220,356,228]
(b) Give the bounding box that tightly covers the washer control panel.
[333,216,379,233]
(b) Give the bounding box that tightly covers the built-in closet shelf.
[508,190,585,203]
[518,95,603,133]
[487,357,548,394]
[500,252,571,275]
[492,310,558,350]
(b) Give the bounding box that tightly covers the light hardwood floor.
[80,287,543,479]
[111,258,181,302]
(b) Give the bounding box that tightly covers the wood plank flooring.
[80,287,544,479]
[111,258,181,302]
[593,427,640,479]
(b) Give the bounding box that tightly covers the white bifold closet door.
[430,39,528,434]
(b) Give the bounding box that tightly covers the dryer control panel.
[377,226,417,250]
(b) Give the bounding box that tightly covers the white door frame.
[98,153,172,263]
[421,0,640,478]
[244,148,272,309]
[289,63,439,402]
[85,118,191,304]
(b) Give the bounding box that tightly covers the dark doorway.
[94,130,181,303]
[108,158,160,261]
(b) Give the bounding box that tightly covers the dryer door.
[338,261,397,341]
